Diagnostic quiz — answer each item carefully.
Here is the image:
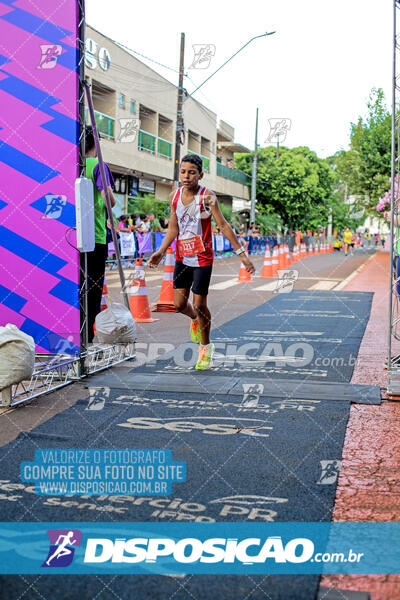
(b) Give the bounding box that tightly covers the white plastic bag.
[95,302,136,344]
[0,324,35,390]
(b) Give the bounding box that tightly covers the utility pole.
[173,33,185,189]
[328,207,333,241]
[250,107,259,224]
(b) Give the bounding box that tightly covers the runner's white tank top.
[172,185,214,267]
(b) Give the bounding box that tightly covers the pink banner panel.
[0,0,80,354]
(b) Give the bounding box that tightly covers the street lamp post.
[183,32,275,227]
[250,108,259,224]
[184,31,276,101]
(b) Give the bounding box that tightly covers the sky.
[85,0,393,158]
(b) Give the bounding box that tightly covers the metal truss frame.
[0,343,136,408]
[0,2,136,409]
[388,0,400,396]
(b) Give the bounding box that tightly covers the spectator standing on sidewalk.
[138,214,151,233]
[84,125,116,342]
[118,215,131,233]
[159,215,169,231]
[129,213,140,258]
[148,212,162,233]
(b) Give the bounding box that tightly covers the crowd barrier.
[106,232,330,269]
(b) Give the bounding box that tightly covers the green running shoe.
[195,343,214,370]
[190,319,201,344]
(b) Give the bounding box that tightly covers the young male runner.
[148,154,255,370]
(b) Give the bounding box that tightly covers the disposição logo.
[42,529,82,568]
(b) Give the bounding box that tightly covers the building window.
[119,93,125,109]
[130,100,135,114]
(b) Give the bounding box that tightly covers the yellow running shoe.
[195,343,214,370]
[190,319,201,344]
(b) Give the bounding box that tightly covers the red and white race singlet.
[173,185,214,267]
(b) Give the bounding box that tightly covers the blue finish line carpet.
[132,290,373,383]
[0,290,374,599]
[0,390,351,599]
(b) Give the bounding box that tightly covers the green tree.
[332,87,391,215]
[127,194,170,219]
[235,146,335,229]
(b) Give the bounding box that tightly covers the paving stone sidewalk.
[321,250,400,599]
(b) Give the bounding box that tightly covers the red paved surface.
[321,250,400,598]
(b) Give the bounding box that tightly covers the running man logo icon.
[242,383,264,407]
[122,269,145,295]
[86,387,110,411]
[42,529,82,568]
[43,194,67,219]
[317,460,342,485]
[38,44,63,69]
[266,118,292,143]
[188,44,216,69]
[274,270,298,294]
[350,208,365,220]
[117,118,141,143]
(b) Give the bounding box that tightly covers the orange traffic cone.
[285,244,291,267]
[308,244,313,256]
[128,258,158,323]
[278,245,285,268]
[271,245,279,276]
[237,253,252,282]
[292,245,298,263]
[151,247,178,313]
[302,243,307,259]
[261,245,273,278]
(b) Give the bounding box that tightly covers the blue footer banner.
[0,522,400,574]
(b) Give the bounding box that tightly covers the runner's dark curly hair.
[181,153,203,173]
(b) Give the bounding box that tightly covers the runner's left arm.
[206,192,255,274]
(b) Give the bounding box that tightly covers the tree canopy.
[235,146,336,230]
[235,88,391,230]
[331,87,391,216]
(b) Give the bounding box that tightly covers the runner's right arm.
[148,192,178,268]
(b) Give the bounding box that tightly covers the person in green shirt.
[84,126,116,342]
[148,212,162,233]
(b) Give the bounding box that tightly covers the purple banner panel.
[0,0,80,355]
[137,232,152,254]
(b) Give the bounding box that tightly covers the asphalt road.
[0,247,376,446]
[107,247,376,347]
